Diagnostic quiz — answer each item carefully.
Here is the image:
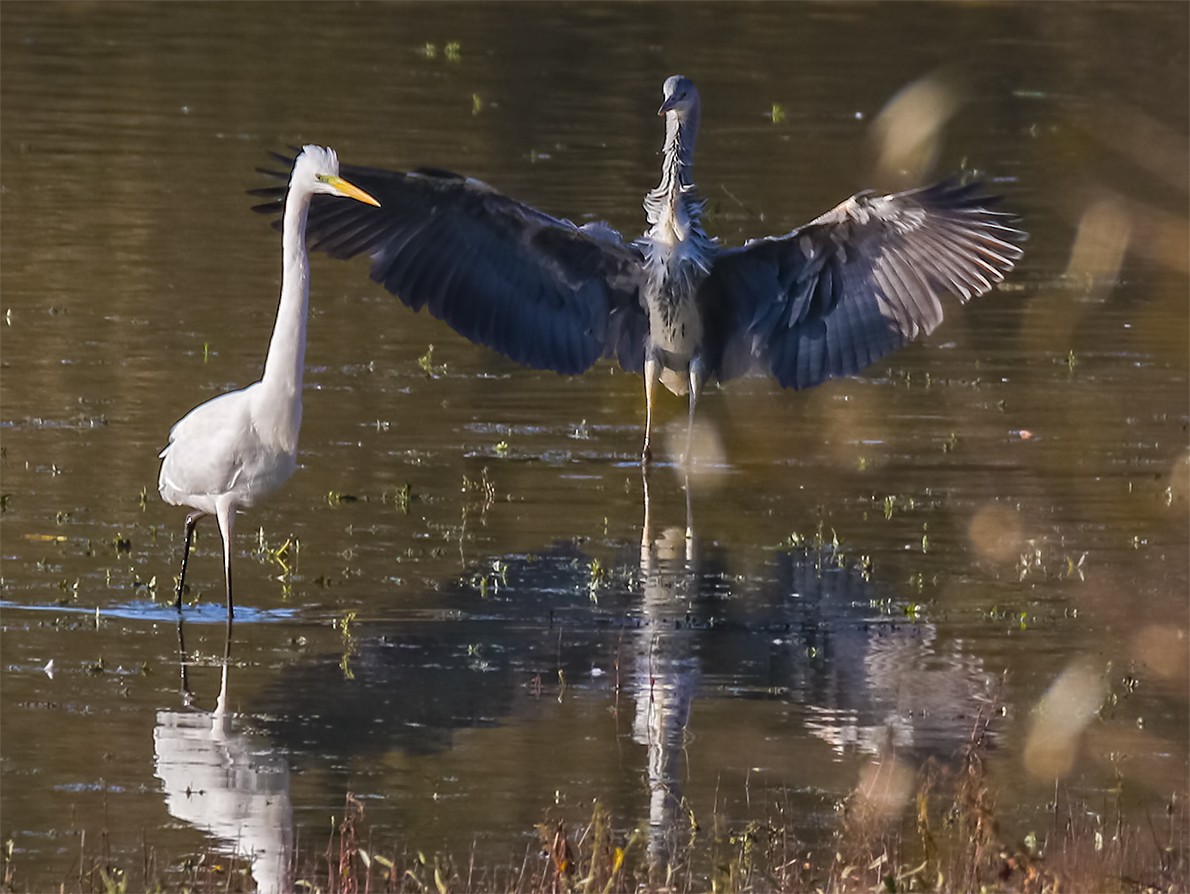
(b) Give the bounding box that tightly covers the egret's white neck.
[258,181,313,446]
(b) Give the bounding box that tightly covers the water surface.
[2,3,1187,891]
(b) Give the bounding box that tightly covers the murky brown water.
[2,3,1187,891]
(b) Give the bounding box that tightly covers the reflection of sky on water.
[0,600,296,625]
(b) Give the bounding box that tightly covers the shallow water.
[2,3,1187,891]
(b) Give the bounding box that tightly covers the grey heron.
[160,145,380,618]
[251,76,1024,463]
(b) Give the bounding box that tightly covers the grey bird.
[251,76,1024,463]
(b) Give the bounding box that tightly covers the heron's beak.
[657,97,676,116]
[320,174,381,207]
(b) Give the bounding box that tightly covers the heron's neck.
[645,108,701,237]
[258,183,312,440]
[665,106,699,188]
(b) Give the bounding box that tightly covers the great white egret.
[159,145,380,618]
[251,77,1024,463]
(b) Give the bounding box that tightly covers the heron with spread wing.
[251,76,1023,463]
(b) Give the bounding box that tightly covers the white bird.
[159,145,380,618]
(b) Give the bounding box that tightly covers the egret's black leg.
[224,558,234,620]
[223,612,233,664]
[215,501,236,620]
[176,511,204,611]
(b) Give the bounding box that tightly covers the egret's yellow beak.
[318,174,381,207]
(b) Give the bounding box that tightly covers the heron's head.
[292,144,380,206]
[658,75,700,119]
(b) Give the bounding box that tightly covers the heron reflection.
[633,521,700,875]
[245,503,994,873]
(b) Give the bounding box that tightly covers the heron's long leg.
[215,499,236,620]
[176,510,205,610]
[642,356,660,464]
[684,357,706,468]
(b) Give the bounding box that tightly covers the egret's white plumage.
[159,145,380,617]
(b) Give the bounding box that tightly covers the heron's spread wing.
[706,180,1025,389]
[251,156,648,375]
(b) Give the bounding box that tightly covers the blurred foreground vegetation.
[8,706,1184,894]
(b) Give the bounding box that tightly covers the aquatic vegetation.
[34,737,1181,893]
[385,482,413,514]
[418,345,446,379]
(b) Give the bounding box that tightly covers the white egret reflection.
[154,620,293,894]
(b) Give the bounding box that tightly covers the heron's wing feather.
[706,180,1024,388]
[251,157,648,375]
